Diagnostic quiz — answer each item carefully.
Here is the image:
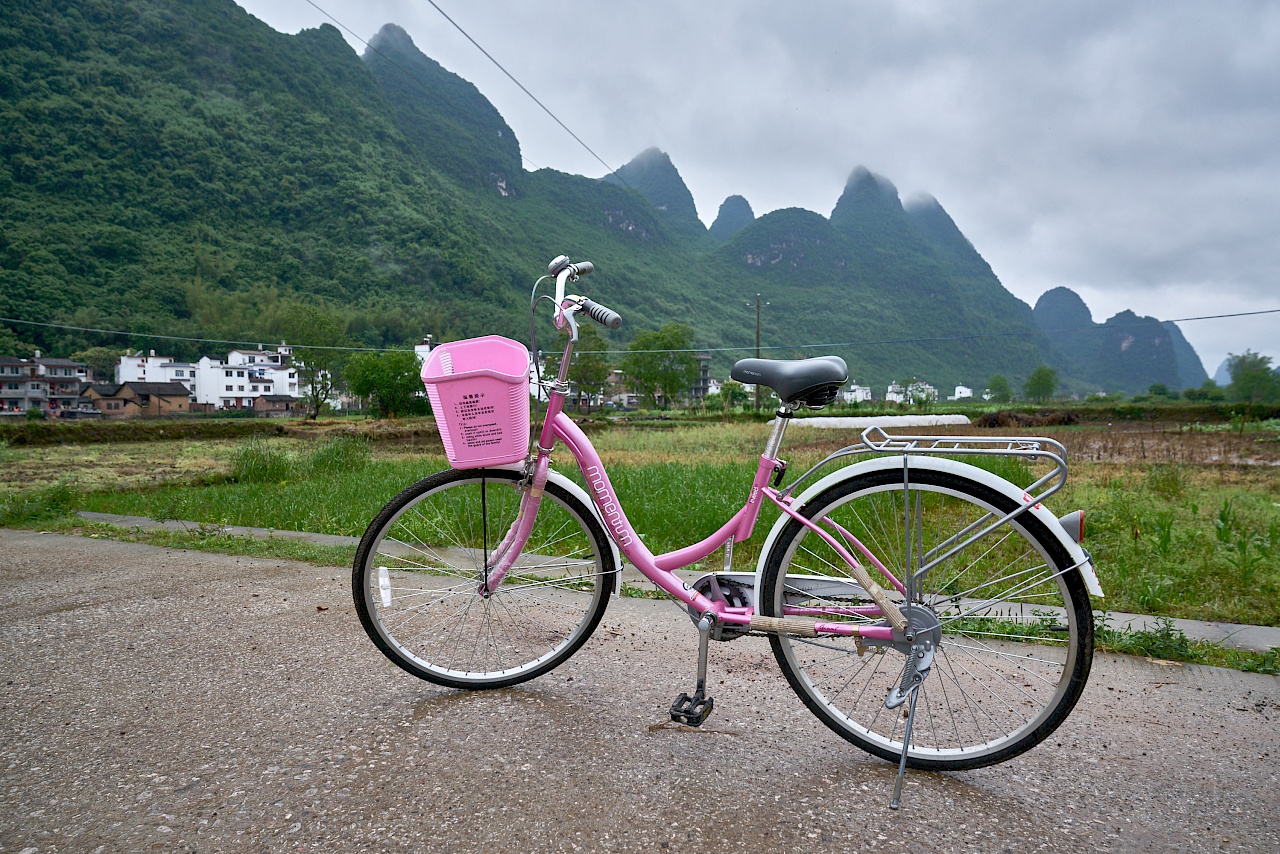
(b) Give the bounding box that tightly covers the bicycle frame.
[479,305,903,644]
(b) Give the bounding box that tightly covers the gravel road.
[1,530,1277,852]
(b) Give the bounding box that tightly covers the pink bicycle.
[353,256,1104,806]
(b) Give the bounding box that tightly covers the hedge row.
[0,418,289,446]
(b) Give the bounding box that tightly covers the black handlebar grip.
[571,260,594,277]
[580,298,622,329]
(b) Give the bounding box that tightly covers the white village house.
[117,345,302,411]
[886,380,939,404]
[840,382,873,404]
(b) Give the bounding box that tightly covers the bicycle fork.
[477,456,552,595]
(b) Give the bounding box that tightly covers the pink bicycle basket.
[421,335,531,469]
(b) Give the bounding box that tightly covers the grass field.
[4,419,1279,636]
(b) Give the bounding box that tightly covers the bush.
[0,481,77,526]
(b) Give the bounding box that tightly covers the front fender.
[546,468,623,595]
[753,455,1103,599]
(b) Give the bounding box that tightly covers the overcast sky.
[237,0,1279,376]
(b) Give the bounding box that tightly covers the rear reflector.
[1057,510,1084,543]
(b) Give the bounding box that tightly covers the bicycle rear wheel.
[353,468,614,689]
[761,466,1093,770]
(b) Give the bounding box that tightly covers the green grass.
[1052,463,1280,625]
[80,521,355,567]
[1097,615,1279,675]
[4,429,1278,626]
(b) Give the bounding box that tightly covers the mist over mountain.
[0,0,1205,396]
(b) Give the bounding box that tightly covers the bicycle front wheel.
[353,468,614,689]
[762,466,1093,770]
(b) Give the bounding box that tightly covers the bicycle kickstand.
[888,682,921,810]
[885,628,936,809]
[670,614,714,726]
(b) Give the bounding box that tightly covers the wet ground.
[1,530,1277,852]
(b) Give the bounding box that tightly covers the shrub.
[0,481,77,526]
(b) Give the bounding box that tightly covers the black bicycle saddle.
[730,356,848,408]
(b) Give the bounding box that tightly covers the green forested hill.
[1032,287,1208,394]
[0,0,1198,394]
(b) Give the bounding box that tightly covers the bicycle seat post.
[763,404,794,460]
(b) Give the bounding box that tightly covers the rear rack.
[781,425,1073,587]
[781,425,1069,505]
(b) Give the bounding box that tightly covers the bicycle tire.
[761,466,1094,770]
[353,468,614,689]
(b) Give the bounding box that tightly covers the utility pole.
[748,294,769,410]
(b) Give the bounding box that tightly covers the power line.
[6,307,1275,357]
[301,0,623,185]
[0,317,394,352]
[579,307,1280,354]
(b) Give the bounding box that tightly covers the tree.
[718,379,749,412]
[1227,350,1279,404]
[1184,379,1226,402]
[280,304,350,420]
[345,350,427,418]
[985,374,1012,403]
[1147,383,1177,400]
[620,323,699,409]
[1022,366,1058,403]
[70,346,125,383]
[0,326,34,358]
[544,323,612,412]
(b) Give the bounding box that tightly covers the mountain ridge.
[0,0,1203,396]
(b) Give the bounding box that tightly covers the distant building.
[691,353,713,401]
[115,344,301,412]
[908,381,939,403]
[840,382,872,404]
[85,382,193,418]
[0,352,88,416]
[948,385,974,401]
[887,380,938,404]
[253,395,299,417]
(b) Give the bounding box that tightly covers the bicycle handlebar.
[549,256,619,330]
[580,297,622,329]
[548,257,593,278]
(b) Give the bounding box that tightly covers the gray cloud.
[237,0,1279,372]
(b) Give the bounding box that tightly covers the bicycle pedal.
[669,691,714,727]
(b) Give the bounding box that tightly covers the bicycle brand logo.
[585,465,634,547]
